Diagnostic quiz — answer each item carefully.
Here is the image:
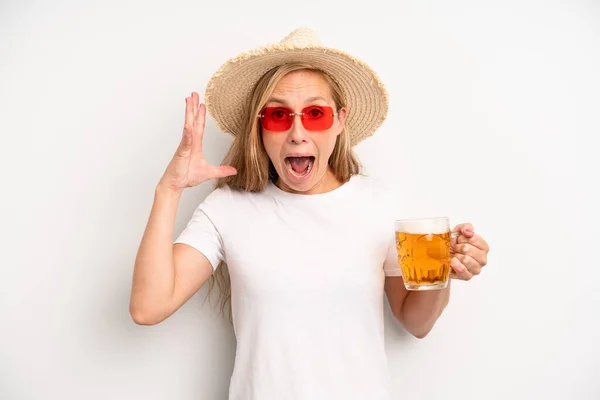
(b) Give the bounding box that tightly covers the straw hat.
[204,27,389,147]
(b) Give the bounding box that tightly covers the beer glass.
[395,217,453,291]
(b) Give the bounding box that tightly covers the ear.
[335,107,347,136]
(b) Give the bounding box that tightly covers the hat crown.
[205,27,388,147]
[279,27,321,48]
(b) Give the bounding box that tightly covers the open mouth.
[284,156,315,180]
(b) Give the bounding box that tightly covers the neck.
[276,168,342,195]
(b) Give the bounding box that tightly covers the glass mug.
[395,217,455,291]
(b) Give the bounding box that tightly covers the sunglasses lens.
[259,106,336,132]
[260,107,292,131]
[301,106,335,131]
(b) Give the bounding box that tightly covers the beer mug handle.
[450,231,460,250]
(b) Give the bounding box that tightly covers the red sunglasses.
[258,106,338,132]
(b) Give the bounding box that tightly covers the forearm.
[397,281,451,338]
[130,184,182,319]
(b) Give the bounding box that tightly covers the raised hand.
[159,92,237,193]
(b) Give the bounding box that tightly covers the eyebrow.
[267,96,329,105]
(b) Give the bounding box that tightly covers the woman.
[130,28,490,399]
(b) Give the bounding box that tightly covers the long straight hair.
[207,63,361,318]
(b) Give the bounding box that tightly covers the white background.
[1,0,598,399]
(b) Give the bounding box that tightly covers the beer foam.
[396,218,449,234]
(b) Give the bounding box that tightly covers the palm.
[183,152,215,187]
[163,92,237,191]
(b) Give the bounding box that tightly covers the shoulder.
[198,183,267,214]
[199,184,232,207]
[194,184,235,215]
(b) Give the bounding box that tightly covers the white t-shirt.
[174,174,402,400]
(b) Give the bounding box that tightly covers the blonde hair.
[207,63,361,319]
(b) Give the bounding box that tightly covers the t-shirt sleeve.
[383,233,403,277]
[376,177,403,278]
[173,187,229,271]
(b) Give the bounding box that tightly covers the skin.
[130,93,236,326]
[131,81,491,338]
[260,70,347,195]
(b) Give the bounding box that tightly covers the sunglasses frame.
[257,105,338,132]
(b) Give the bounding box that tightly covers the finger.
[455,253,482,276]
[451,223,473,252]
[184,96,195,130]
[192,92,199,115]
[457,234,489,253]
[177,98,194,157]
[472,234,490,253]
[452,223,474,239]
[175,131,193,158]
[206,165,238,180]
[454,243,488,266]
[191,103,206,155]
[450,256,473,281]
[461,223,474,237]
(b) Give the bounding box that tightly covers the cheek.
[261,132,282,160]
[315,132,339,159]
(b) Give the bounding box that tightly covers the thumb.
[207,165,238,180]
[452,223,475,239]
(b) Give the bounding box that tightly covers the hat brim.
[205,43,388,147]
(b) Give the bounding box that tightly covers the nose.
[287,114,309,144]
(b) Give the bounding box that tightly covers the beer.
[395,218,451,291]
